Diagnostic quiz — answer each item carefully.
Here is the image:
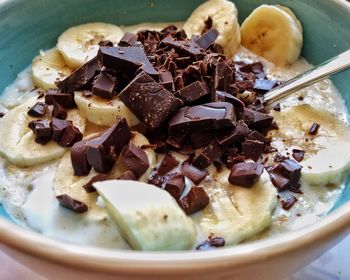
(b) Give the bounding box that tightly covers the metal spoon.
[263,49,350,106]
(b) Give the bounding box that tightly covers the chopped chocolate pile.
[268,159,302,191]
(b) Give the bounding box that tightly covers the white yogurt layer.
[0,22,349,250]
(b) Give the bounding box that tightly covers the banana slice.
[183,0,241,58]
[0,97,85,167]
[57,23,124,69]
[74,91,140,127]
[94,180,196,251]
[271,104,350,185]
[192,168,277,245]
[240,5,303,66]
[32,48,72,90]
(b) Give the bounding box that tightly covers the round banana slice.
[240,5,303,66]
[271,105,350,185]
[32,48,72,90]
[94,180,196,251]
[183,0,241,58]
[0,97,85,167]
[192,169,277,246]
[74,91,140,127]
[57,23,124,69]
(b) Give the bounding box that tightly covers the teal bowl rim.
[0,0,350,273]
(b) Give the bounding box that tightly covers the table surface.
[1,233,349,280]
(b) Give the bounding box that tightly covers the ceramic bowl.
[0,0,349,279]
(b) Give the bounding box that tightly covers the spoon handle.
[263,49,350,106]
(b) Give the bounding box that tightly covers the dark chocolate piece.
[228,162,264,188]
[214,91,245,110]
[71,140,91,176]
[239,108,273,130]
[0,112,4,118]
[92,72,116,99]
[161,37,205,60]
[268,159,302,191]
[27,102,47,117]
[57,57,101,93]
[308,122,320,135]
[164,173,185,200]
[52,101,67,119]
[28,119,52,144]
[253,79,277,93]
[157,154,179,176]
[178,187,210,215]
[192,140,224,169]
[281,196,298,210]
[118,170,137,181]
[86,117,131,173]
[56,194,88,214]
[82,90,93,98]
[216,120,250,145]
[214,61,233,92]
[98,40,114,47]
[82,174,108,193]
[175,81,209,104]
[98,46,158,77]
[247,130,270,143]
[121,142,150,178]
[195,29,219,50]
[118,32,138,47]
[159,69,175,92]
[274,152,289,163]
[51,118,70,142]
[292,149,305,162]
[58,123,83,147]
[242,140,265,161]
[45,89,75,108]
[196,237,225,250]
[273,103,281,112]
[190,131,212,149]
[181,162,208,185]
[168,102,235,135]
[239,62,264,74]
[119,72,183,130]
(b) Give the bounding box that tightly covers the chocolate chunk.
[121,142,150,178]
[239,62,264,74]
[196,237,225,250]
[57,57,101,93]
[181,162,208,184]
[228,162,264,188]
[253,79,277,93]
[193,140,224,169]
[264,145,278,154]
[92,72,116,99]
[58,123,83,147]
[214,61,233,92]
[161,37,205,60]
[166,133,185,149]
[159,69,175,92]
[118,32,138,47]
[51,118,70,142]
[281,196,298,210]
[99,40,114,47]
[239,108,273,130]
[175,81,209,104]
[82,90,93,98]
[215,91,245,110]
[308,122,320,135]
[157,154,179,176]
[98,46,158,77]
[268,159,302,191]
[45,89,75,108]
[118,170,137,181]
[164,173,185,200]
[247,130,270,143]
[274,152,289,163]
[203,17,213,33]
[160,24,178,38]
[190,131,212,149]
[168,102,235,135]
[292,149,305,162]
[86,117,131,173]
[147,172,167,188]
[27,102,47,117]
[273,103,281,112]
[119,72,183,130]
[216,120,250,145]
[0,112,4,118]
[52,101,67,119]
[71,140,91,176]
[242,140,265,161]
[178,186,209,215]
[174,56,192,69]
[195,29,219,50]
[56,194,88,214]
[82,174,108,193]
[28,119,52,144]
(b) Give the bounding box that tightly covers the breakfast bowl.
[0,0,350,279]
